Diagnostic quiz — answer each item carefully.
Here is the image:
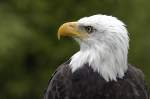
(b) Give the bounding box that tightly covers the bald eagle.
[44,15,149,99]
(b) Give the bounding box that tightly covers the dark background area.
[0,0,150,99]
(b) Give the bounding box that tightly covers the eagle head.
[57,14,129,81]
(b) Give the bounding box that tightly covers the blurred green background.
[0,0,150,99]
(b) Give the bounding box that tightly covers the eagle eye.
[84,26,94,33]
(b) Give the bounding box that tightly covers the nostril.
[69,24,74,28]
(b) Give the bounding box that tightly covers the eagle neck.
[70,41,128,82]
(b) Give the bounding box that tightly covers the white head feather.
[69,14,129,81]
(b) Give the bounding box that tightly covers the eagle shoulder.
[44,60,71,99]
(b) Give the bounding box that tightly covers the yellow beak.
[57,22,82,39]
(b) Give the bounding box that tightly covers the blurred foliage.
[0,0,150,99]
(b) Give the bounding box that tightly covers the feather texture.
[44,61,149,99]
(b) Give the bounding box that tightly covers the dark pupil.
[85,26,93,33]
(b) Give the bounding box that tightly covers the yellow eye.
[84,26,94,33]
